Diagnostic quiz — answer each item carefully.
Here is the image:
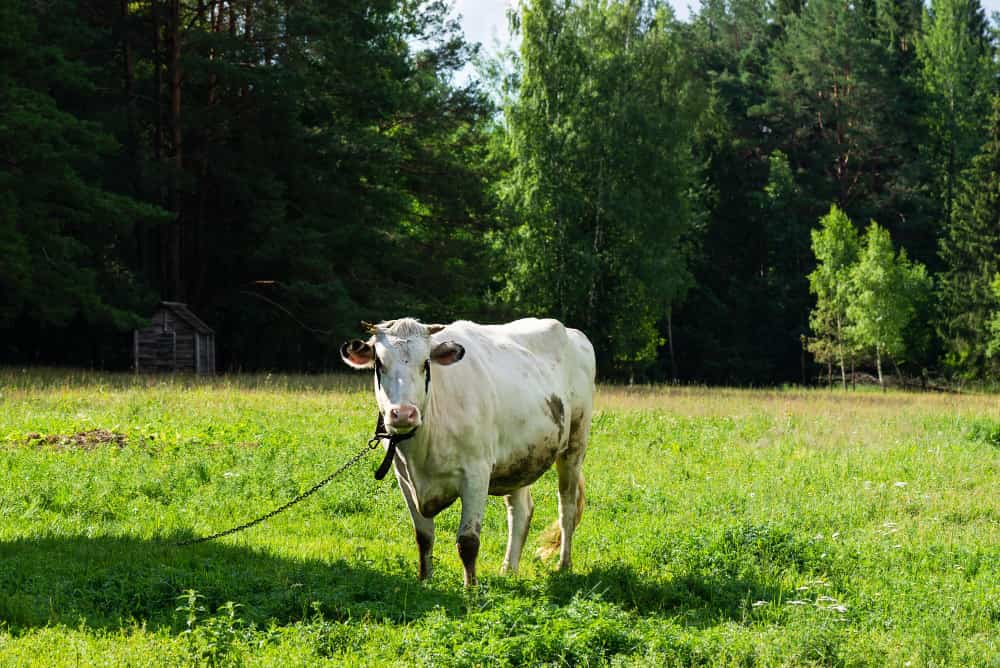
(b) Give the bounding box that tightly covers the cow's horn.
[361,320,378,333]
[426,324,446,335]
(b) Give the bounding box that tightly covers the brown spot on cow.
[566,412,585,454]
[489,448,558,495]
[457,533,480,586]
[419,495,457,518]
[545,394,565,443]
[416,530,433,580]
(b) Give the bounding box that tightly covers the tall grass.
[1,372,997,666]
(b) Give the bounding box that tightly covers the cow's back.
[429,319,593,459]
[446,318,593,400]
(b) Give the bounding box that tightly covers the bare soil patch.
[22,429,129,450]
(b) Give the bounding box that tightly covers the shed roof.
[158,301,214,334]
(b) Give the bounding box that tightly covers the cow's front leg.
[457,476,489,587]
[394,464,435,580]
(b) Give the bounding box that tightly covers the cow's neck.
[395,386,443,473]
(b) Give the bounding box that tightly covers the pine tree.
[765,0,898,214]
[986,274,1000,362]
[0,2,164,333]
[917,0,993,228]
[679,0,818,384]
[937,96,1000,379]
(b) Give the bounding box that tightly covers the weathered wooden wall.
[134,307,215,374]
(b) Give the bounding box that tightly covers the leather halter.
[371,412,417,480]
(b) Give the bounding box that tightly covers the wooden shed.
[133,301,215,374]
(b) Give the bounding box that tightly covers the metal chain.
[175,438,381,547]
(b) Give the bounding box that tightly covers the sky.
[455,0,1000,52]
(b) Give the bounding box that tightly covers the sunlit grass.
[1,371,998,665]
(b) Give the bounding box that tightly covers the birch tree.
[847,222,931,389]
[807,205,859,388]
[499,0,703,373]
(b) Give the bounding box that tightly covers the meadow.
[0,369,998,666]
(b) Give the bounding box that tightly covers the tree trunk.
[152,0,170,296]
[667,305,677,382]
[122,0,145,276]
[800,333,806,386]
[166,0,184,301]
[836,315,847,390]
[192,0,217,310]
[152,0,162,163]
[875,345,885,392]
[892,358,905,388]
[587,158,605,333]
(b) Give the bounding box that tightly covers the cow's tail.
[536,473,585,561]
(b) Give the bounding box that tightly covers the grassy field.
[0,370,998,666]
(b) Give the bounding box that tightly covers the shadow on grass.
[541,563,790,627]
[0,534,462,633]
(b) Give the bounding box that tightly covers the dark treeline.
[2,0,999,383]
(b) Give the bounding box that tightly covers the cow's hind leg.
[500,486,533,575]
[554,455,585,571]
[553,408,590,571]
[395,466,435,580]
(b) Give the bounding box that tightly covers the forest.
[2,0,999,385]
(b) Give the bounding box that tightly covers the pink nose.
[388,404,419,428]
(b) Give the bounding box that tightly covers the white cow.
[340,317,595,586]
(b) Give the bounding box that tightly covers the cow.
[340,317,595,586]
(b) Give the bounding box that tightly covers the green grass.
[1,370,998,666]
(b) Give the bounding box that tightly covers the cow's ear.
[430,340,465,366]
[340,339,375,369]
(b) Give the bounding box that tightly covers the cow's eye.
[374,356,383,387]
[423,359,431,392]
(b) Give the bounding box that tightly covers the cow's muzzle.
[387,404,420,431]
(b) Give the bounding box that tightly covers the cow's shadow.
[2,535,791,634]
[0,534,462,633]
[539,563,791,627]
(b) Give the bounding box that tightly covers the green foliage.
[1,0,496,369]
[3,0,1000,384]
[986,274,1000,362]
[764,0,906,214]
[847,222,932,386]
[807,205,860,386]
[938,96,1000,379]
[917,0,994,225]
[675,0,816,384]
[497,0,704,373]
[807,208,931,386]
[0,2,164,331]
[176,591,248,667]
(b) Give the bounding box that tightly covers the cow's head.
[340,318,465,433]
